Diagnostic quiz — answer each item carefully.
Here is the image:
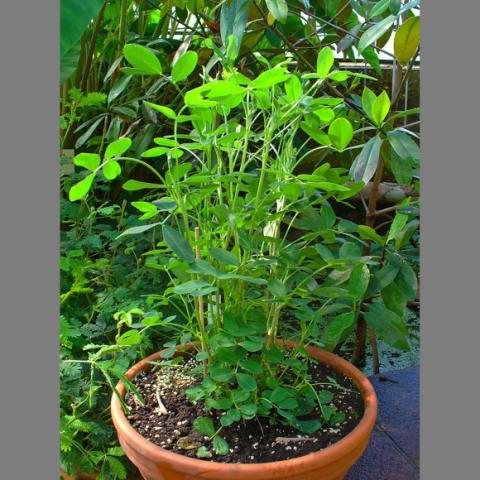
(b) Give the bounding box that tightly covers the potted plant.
[70,43,378,479]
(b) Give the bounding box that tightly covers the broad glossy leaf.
[102,160,122,180]
[348,264,370,300]
[220,0,250,53]
[284,75,302,102]
[249,68,290,89]
[328,118,354,151]
[172,51,198,83]
[123,44,162,75]
[236,373,257,392]
[381,281,407,317]
[350,135,383,184]
[316,47,335,78]
[358,15,396,52]
[371,91,391,126]
[266,0,289,24]
[362,87,377,120]
[73,153,100,171]
[105,138,132,159]
[69,173,95,201]
[394,16,420,66]
[387,130,420,161]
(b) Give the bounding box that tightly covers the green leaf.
[358,15,396,52]
[209,247,240,266]
[102,160,122,180]
[213,435,230,455]
[108,75,132,105]
[196,446,212,458]
[316,47,335,78]
[368,0,390,19]
[349,264,370,300]
[362,47,381,74]
[323,312,355,351]
[284,75,302,103]
[396,261,418,300]
[240,359,263,374]
[69,173,95,201]
[294,419,322,434]
[364,302,409,351]
[141,147,169,159]
[387,131,420,161]
[162,225,195,262]
[73,153,100,171]
[107,456,127,479]
[267,279,287,297]
[266,0,289,24]
[394,16,420,66]
[381,281,407,317]
[358,225,385,246]
[193,417,216,437]
[209,366,234,382]
[123,44,162,75]
[131,201,158,220]
[390,149,413,184]
[240,339,264,353]
[60,0,104,57]
[371,90,391,126]
[389,0,402,15]
[144,101,176,119]
[117,330,142,346]
[249,68,290,89]
[328,118,354,151]
[220,0,250,55]
[301,122,331,146]
[387,210,409,243]
[172,51,198,83]
[236,373,257,392]
[116,222,161,239]
[350,136,383,184]
[105,138,132,159]
[362,87,377,120]
[122,180,162,191]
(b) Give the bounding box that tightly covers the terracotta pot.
[111,341,377,480]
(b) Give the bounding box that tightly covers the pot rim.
[111,341,377,473]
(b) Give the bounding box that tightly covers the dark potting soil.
[125,356,364,464]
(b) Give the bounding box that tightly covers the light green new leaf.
[249,68,290,89]
[144,102,176,119]
[122,180,163,191]
[266,0,289,24]
[69,173,95,201]
[102,160,122,180]
[362,87,377,120]
[358,15,396,52]
[284,75,302,102]
[350,135,383,184]
[328,118,354,151]
[172,51,198,83]
[73,153,100,171]
[394,16,420,66]
[105,138,132,159]
[162,225,195,262]
[123,44,162,75]
[371,90,391,126]
[316,47,335,78]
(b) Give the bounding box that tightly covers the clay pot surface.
[111,341,377,480]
